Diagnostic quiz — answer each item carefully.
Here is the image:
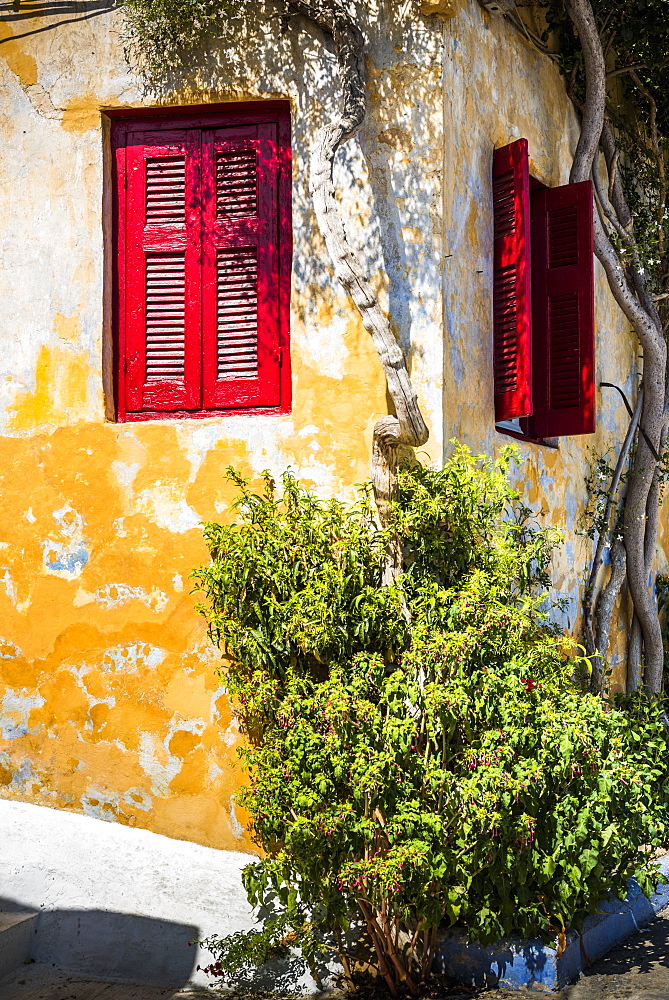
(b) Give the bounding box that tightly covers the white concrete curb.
[0,799,256,986]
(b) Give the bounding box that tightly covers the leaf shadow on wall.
[0,1,117,45]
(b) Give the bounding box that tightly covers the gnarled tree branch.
[567,0,667,692]
[567,0,607,183]
[286,0,429,581]
[595,536,627,681]
[584,388,641,679]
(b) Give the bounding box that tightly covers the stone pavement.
[559,905,669,1000]
[0,967,216,1000]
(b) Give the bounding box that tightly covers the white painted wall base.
[0,912,38,981]
[0,800,261,987]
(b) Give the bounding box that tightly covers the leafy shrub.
[122,0,246,89]
[194,446,669,997]
[198,468,406,684]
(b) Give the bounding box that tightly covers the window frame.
[107,102,293,423]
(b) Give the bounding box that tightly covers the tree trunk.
[623,374,665,692]
[583,390,641,673]
[286,1,429,561]
[594,536,626,687]
[628,613,644,692]
[566,0,667,693]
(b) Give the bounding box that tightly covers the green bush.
[122,0,246,89]
[194,446,669,996]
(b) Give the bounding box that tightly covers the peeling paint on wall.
[0,0,647,852]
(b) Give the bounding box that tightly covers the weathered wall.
[0,1,445,848]
[0,0,654,853]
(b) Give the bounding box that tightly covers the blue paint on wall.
[436,854,669,992]
[1,722,29,740]
[44,546,88,575]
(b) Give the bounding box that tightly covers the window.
[492,139,595,439]
[111,103,292,421]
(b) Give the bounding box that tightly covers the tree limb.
[600,121,631,228]
[628,612,643,691]
[607,63,645,78]
[565,0,666,692]
[287,0,429,574]
[567,0,607,183]
[594,536,626,687]
[583,388,641,664]
[629,69,666,257]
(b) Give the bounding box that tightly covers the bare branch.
[584,388,641,662]
[607,145,619,203]
[600,122,631,229]
[592,160,639,254]
[594,537,626,687]
[287,0,429,567]
[607,63,646,79]
[565,0,666,692]
[567,0,607,183]
[593,210,663,346]
[503,10,560,63]
[629,69,666,255]
[628,613,643,691]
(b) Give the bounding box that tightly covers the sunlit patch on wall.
[99,644,167,674]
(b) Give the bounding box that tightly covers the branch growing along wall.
[286,1,429,583]
[560,0,668,692]
[505,0,668,691]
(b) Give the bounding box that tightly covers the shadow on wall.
[0,897,198,987]
[0,1,117,44]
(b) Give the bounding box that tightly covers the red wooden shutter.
[201,123,281,408]
[123,130,202,412]
[492,139,533,421]
[529,180,595,437]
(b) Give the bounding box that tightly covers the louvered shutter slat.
[217,247,259,380]
[123,131,201,412]
[201,126,282,408]
[492,139,533,421]
[529,180,595,437]
[145,253,186,381]
[217,148,258,218]
[146,158,186,224]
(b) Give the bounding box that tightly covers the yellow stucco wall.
[0,0,650,851]
[0,1,445,850]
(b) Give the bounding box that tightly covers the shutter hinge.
[276,347,283,366]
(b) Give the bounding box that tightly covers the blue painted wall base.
[434,854,669,992]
